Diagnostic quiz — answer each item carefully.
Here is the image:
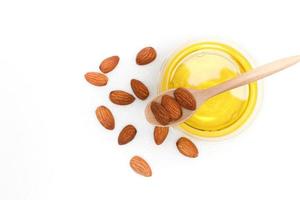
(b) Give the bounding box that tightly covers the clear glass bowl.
[159,41,259,139]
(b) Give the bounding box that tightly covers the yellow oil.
[160,42,257,138]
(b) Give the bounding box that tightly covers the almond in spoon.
[109,90,135,105]
[118,125,137,145]
[161,95,182,121]
[130,156,152,177]
[174,88,196,110]
[150,102,171,125]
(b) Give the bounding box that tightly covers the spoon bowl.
[145,88,211,126]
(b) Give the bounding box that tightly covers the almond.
[84,72,108,86]
[150,102,171,125]
[109,90,135,105]
[176,137,198,158]
[130,156,152,177]
[99,55,119,73]
[130,79,149,100]
[161,95,182,121]
[136,47,157,65]
[95,106,115,130]
[118,125,137,145]
[174,88,196,110]
[154,126,169,145]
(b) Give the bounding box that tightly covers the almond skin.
[136,47,157,65]
[176,137,198,158]
[174,88,196,110]
[130,79,149,100]
[154,126,169,145]
[99,55,119,73]
[95,106,115,130]
[161,95,182,121]
[84,72,108,86]
[150,102,171,125]
[109,90,135,105]
[130,156,152,177]
[118,125,137,145]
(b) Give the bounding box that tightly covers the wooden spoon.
[145,55,300,126]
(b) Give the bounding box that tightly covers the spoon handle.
[201,55,300,98]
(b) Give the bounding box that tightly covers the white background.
[1,0,300,199]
